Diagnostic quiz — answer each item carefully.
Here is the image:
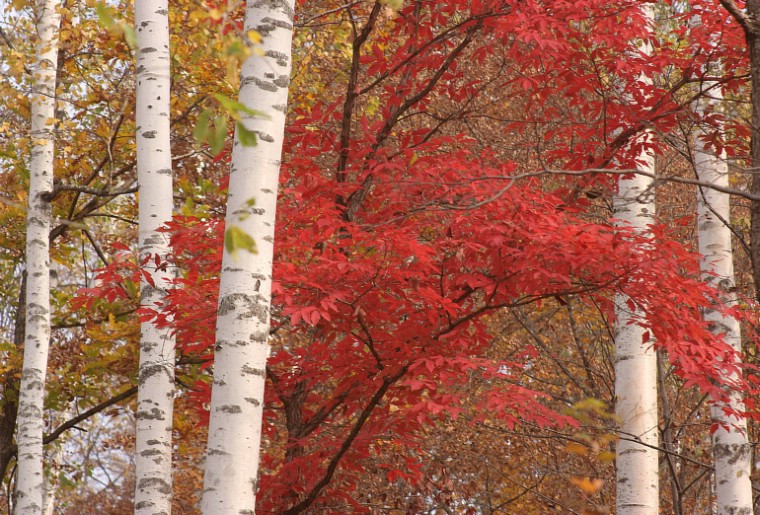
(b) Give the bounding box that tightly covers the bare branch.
[53,183,137,199]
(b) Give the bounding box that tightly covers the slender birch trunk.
[613,151,659,514]
[201,1,295,512]
[41,449,60,515]
[41,406,68,515]
[134,2,176,514]
[721,0,760,303]
[694,82,753,514]
[13,1,61,513]
[614,6,659,513]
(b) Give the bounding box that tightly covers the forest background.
[3,0,760,513]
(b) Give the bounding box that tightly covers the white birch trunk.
[695,82,753,515]
[14,1,61,513]
[201,1,295,513]
[613,151,659,514]
[614,6,659,513]
[134,2,175,514]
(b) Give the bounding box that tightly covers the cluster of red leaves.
[74,0,757,511]
[144,160,746,511]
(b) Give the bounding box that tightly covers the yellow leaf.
[190,10,207,22]
[247,30,262,44]
[564,442,587,455]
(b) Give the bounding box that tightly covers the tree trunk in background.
[694,80,753,514]
[134,2,176,514]
[0,278,26,489]
[200,1,295,513]
[614,6,658,513]
[14,1,61,513]
[743,1,760,304]
[41,407,69,515]
[705,2,759,512]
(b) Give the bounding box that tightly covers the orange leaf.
[570,476,604,495]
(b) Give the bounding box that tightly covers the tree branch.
[42,386,138,446]
[52,183,137,199]
[284,368,407,514]
[719,0,754,34]
[7,385,138,457]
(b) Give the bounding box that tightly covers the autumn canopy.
[2,0,760,513]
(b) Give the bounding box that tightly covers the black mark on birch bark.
[217,404,242,414]
[241,364,265,377]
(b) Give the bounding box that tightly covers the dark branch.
[43,386,138,446]
[7,385,139,457]
[284,368,407,514]
[719,0,754,34]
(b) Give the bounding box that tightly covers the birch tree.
[613,156,658,514]
[719,1,760,303]
[133,1,176,513]
[694,81,753,514]
[13,1,61,513]
[613,6,658,513]
[201,1,295,512]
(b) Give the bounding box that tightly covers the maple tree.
[155,0,756,511]
[3,0,760,513]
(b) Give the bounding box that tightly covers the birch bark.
[201,1,295,513]
[695,82,753,514]
[614,5,659,513]
[13,1,61,513]
[134,2,176,514]
[613,153,659,514]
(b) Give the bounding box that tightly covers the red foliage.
[75,0,756,511]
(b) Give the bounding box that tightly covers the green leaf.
[225,39,248,58]
[224,224,257,257]
[194,109,210,144]
[96,4,117,30]
[214,93,269,119]
[59,472,75,488]
[236,121,258,147]
[208,115,227,156]
[123,25,137,49]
